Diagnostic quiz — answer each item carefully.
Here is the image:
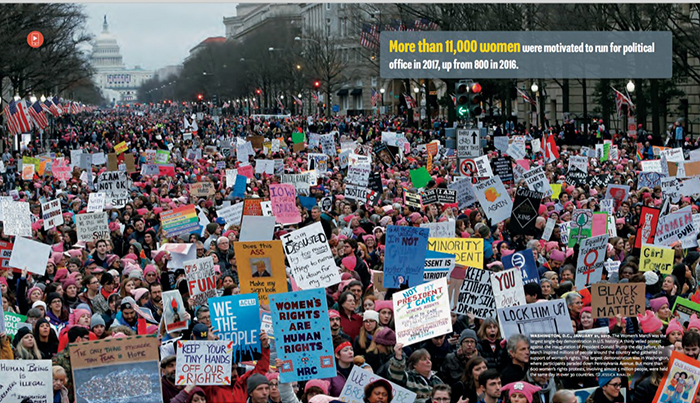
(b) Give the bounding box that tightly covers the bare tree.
[302,29,349,117]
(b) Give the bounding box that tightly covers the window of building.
[371,76,378,87]
[355,95,363,110]
[341,18,346,37]
[326,18,331,36]
[356,79,363,87]
[326,3,331,10]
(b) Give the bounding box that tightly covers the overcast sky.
[84,4,239,71]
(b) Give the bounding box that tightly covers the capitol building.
[91,16,153,104]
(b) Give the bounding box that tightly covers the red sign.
[635,206,661,249]
[0,241,13,270]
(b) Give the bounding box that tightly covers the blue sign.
[298,196,317,211]
[332,104,339,112]
[384,225,430,288]
[270,288,336,383]
[502,249,540,285]
[209,294,261,362]
[232,174,247,198]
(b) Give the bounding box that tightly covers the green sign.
[4,312,27,338]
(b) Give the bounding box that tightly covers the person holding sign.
[388,343,444,403]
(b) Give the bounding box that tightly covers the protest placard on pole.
[509,187,543,235]
[175,340,233,385]
[270,288,335,382]
[76,212,109,242]
[185,256,217,306]
[41,198,63,231]
[209,294,261,361]
[384,226,430,288]
[281,222,340,290]
[393,278,453,346]
[590,283,645,319]
[491,268,526,309]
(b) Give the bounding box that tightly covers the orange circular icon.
[27,31,44,48]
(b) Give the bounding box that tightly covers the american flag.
[516,88,537,106]
[44,99,59,117]
[403,93,417,109]
[276,97,285,110]
[292,95,303,106]
[450,94,457,107]
[28,101,49,130]
[52,97,64,115]
[612,87,635,117]
[414,18,439,31]
[371,90,378,107]
[4,100,33,134]
[360,24,379,49]
[311,92,319,104]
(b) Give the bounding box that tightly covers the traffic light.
[313,81,321,89]
[455,81,469,118]
[255,89,262,95]
[197,94,203,100]
[468,82,483,116]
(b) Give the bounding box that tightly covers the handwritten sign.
[114,141,128,154]
[2,200,31,237]
[454,267,496,319]
[190,182,215,197]
[393,278,452,346]
[270,288,335,382]
[384,226,430,287]
[185,257,217,306]
[339,366,416,403]
[87,192,106,213]
[209,294,261,361]
[175,340,233,385]
[591,283,645,319]
[420,221,456,238]
[76,212,109,242]
[270,184,301,225]
[281,222,340,290]
[576,235,608,290]
[491,268,526,309]
[640,244,674,275]
[9,237,50,276]
[0,360,52,403]
[95,171,130,208]
[41,199,63,231]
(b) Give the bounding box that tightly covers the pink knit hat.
[341,255,357,271]
[688,314,700,331]
[649,296,669,313]
[638,310,663,334]
[131,288,149,302]
[666,318,684,336]
[374,300,393,312]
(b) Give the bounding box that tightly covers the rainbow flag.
[160,204,199,236]
[636,149,643,161]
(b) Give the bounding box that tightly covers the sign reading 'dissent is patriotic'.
[423,250,455,282]
[454,267,496,319]
[576,235,608,290]
[209,294,261,361]
[185,256,217,306]
[393,278,453,346]
[41,199,63,231]
[270,288,335,382]
[280,222,340,290]
[175,340,233,385]
[497,299,574,339]
[473,176,512,224]
[384,226,430,287]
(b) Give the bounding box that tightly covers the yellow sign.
[234,240,288,305]
[550,184,562,200]
[641,244,674,275]
[22,156,40,166]
[114,141,128,155]
[427,238,484,269]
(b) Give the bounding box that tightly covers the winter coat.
[203,346,270,403]
[477,339,506,371]
[387,355,444,403]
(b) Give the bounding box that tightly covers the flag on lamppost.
[516,88,537,107]
[612,87,635,117]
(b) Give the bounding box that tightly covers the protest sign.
[566,168,588,187]
[494,136,509,154]
[190,182,215,197]
[576,235,608,290]
[523,166,553,197]
[569,155,588,173]
[421,188,457,206]
[270,184,301,225]
[345,185,371,203]
[243,199,263,216]
[454,267,496,319]
[384,226,430,287]
[491,268,526,309]
[347,162,371,186]
[76,212,109,242]
[492,157,514,184]
[638,171,665,189]
[175,340,233,385]
[393,278,453,346]
[473,176,512,224]
[409,167,432,188]
[87,192,106,213]
[448,177,477,209]
[0,360,52,403]
[427,238,483,268]
[239,216,276,242]
[155,149,170,164]
[640,244,674,275]
[591,212,608,237]
[502,249,539,285]
[339,366,417,403]
[209,294,261,361]
[652,352,700,403]
[161,205,199,237]
[655,207,696,248]
[320,133,336,156]
[497,299,574,339]
[235,240,288,304]
[41,198,63,231]
[162,290,189,333]
[2,200,31,237]
[661,177,682,203]
[95,171,130,208]
[281,222,340,290]
[569,209,593,247]
[403,190,422,209]
[255,159,275,175]
[308,153,328,173]
[635,207,661,249]
[185,256,217,306]
[591,283,645,319]
[114,141,128,154]
[542,218,556,241]
[423,250,455,282]
[70,335,162,403]
[9,236,50,275]
[3,311,26,338]
[270,288,335,382]
[509,187,543,235]
[217,202,244,227]
[420,221,456,238]
[672,298,700,325]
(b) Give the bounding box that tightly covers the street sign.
[332,105,339,112]
[457,129,481,159]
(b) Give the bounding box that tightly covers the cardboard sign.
[384,226,430,288]
[175,340,233,386]
[420,221,456,239]
[509,187,543,235]
[575,235,608,290]
[270,288,336,382]
[190,182,215,197]
[217,202,244,227]
[185,256,217,306]
[0,360,52,403]
[41,198,63,231]
[635,207,661,249]
[209,294,261,361]
[9,236,50,275]
[270,184,302,225]
[393,278,453,346]
[427,238,483,268]
[281,222,340,290]
[95,171,130,208]
[473,176,512,224]
[491,268,526,309]
[591,283,645,319]
[339,366,417,403]
[70,335,162,403]
[640,244,674,275]
[87,192,106,213]
[652,352,700,403]
[423,250,455,282]
[162,290,189,333]
[235,241,288,305]
[453,266,496,319]
[497,299,574,340]
[76,212,110,242]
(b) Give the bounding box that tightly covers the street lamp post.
[380,88,385,114]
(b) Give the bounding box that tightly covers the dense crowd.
[0,106,695,403]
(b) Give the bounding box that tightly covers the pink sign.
[52,160,71,181]
[516,159,530,170]
[269,184,301,224]
[238,164,254,179]
[591,213,607,237]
